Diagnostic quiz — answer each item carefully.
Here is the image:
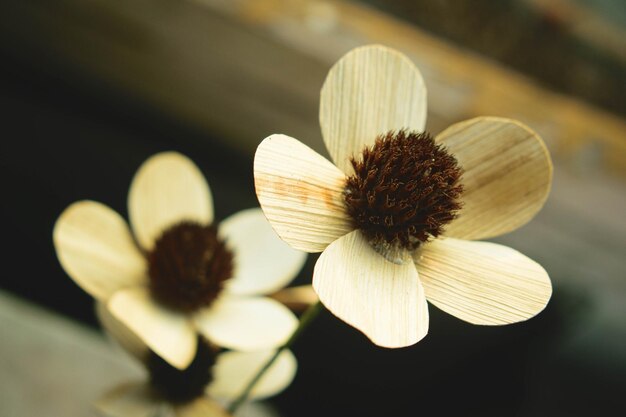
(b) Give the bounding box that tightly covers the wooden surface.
[1,0,625,175]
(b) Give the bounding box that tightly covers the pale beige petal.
[207,350,297,401]
[436,117,553,240]
[313,230,428,348]
[129,152,214,251]
[53,200,146,301]
[219,208,306,296]
[194,296,297,351]
[94,382,160,417]
[95,302,149,364]
[416,238,552,325]
[174,397,230,417]
[320,44,427,173]
[108,287,197,370]
[254,134,353,252]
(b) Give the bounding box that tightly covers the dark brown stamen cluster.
[344,130,463,260]
[148,221,233,312]
[148,336,216,404]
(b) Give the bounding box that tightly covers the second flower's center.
[148,336,216,404]
[148,221,233,312]
[344,130,463,263]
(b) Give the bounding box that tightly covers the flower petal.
[320,44,427,173]
[194,296,297,351]
[94,382,161,417]
[207,350,297,401]
[254,134,353,252]
[53,201,146,300]
[174,397,230,417]
[436,117,552,240]
[416,238,552,325]
[95,302,149,364]
[219,208,306,296]
[128,152,214,251]
[313,230,428,348]
[108,287,197,370]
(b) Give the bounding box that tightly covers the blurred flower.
[95,303,296,417]
[254,45,553,348]
[54,152,306,369]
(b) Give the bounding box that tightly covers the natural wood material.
[320,44,427,173]
[313,230,429,348]
[254,134,353,252]
[256,44,553,348]
[416,238,552,325]
[437,117,553,240]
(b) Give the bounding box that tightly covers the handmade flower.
[95,303,296,417]
[254,45,553,348]
[54,152,306,368]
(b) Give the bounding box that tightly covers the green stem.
[227,301,323,414]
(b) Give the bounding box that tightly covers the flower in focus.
[95,303,296,417]
[254,45,553,347]
[54,152,306,369]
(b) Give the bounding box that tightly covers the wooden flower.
[254,45,553,348]
[95,303,296,417]
[54,152,306,369]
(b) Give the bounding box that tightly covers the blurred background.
[1,0,625,416]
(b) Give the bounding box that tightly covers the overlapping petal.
[129,152,214,251]
[416,238,552,325]
[194,296,298,351]
[320,44,427,173]
[313,230,429,347]
[254,134,353,252]
[208,349,297,401]
[219,208,306,296]
[108,287,197,370]
[436,117,552,240]
[96,302,149,363]
[53,200,146,300]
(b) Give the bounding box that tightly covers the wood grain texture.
[208,349,297,401]
[319,44,427,173]
[437,117,553,240]
[416,237,552,325]
[218,208,306,296]
[128,152,214,251]
[108,287,197,370]
[53,200,146,301]
[313,230,428,348]
[254,134,353,253]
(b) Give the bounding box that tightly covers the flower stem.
[227,301,323,414]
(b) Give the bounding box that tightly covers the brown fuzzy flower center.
[148,221,233,312]
[148,336,216,404]
[344,130,463,263]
